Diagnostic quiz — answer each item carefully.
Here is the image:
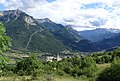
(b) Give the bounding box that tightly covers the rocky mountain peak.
[107,28,120,33]
[0,9,26,22]
[3,9,23,16]
[0,9,36,25]
[37,18,53,24]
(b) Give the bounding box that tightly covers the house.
[40,53,75,62]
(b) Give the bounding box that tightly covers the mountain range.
[79,28,120,42]
[78,28,120,51]
[0,9,98,53]
[1,9,120,53]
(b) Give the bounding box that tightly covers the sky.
[0,0,120,31]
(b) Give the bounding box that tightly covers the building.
[39,53,75,62]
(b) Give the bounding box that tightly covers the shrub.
[97,58,120,81]
[15,55,42,76]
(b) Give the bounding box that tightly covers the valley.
[0,8,120,81]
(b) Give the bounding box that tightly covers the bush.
[97,58,120,81]
[56,57,98,77]
[15,55,42,76]
[81,57,98,77]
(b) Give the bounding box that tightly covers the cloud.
[1,0,120,31]
[0,0,6,4]
[89,17,107,27]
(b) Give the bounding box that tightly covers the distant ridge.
[79,28,120,42]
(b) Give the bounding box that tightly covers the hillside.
[0,9,69,53]
[37,18,98,52]
[96,33,120,50]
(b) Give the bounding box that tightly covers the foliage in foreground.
[14,55,42,76]
[0,23,11,76]
[97,58,120,81]
[42,57,98,79]
[0,23,12,54]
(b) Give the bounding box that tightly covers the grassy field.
[0,76,90,81]
[96,63,110,72]
[54,76,89,81]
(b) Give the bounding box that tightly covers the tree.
[81,57,98,77]
[0,23,12,54]
[97,58,120,81]
[0,23,11,76]
[15,55,42,76]
[55,57,98,77]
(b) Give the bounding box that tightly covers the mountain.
[65,25,83,39]
[37,19,98,52]
[96,33,120,50]
[37,18,66,32]
[79,28,120,42]
[0,9,99,52]
[0,9,69,53]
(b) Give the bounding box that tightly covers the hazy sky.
[0,0,120,31]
